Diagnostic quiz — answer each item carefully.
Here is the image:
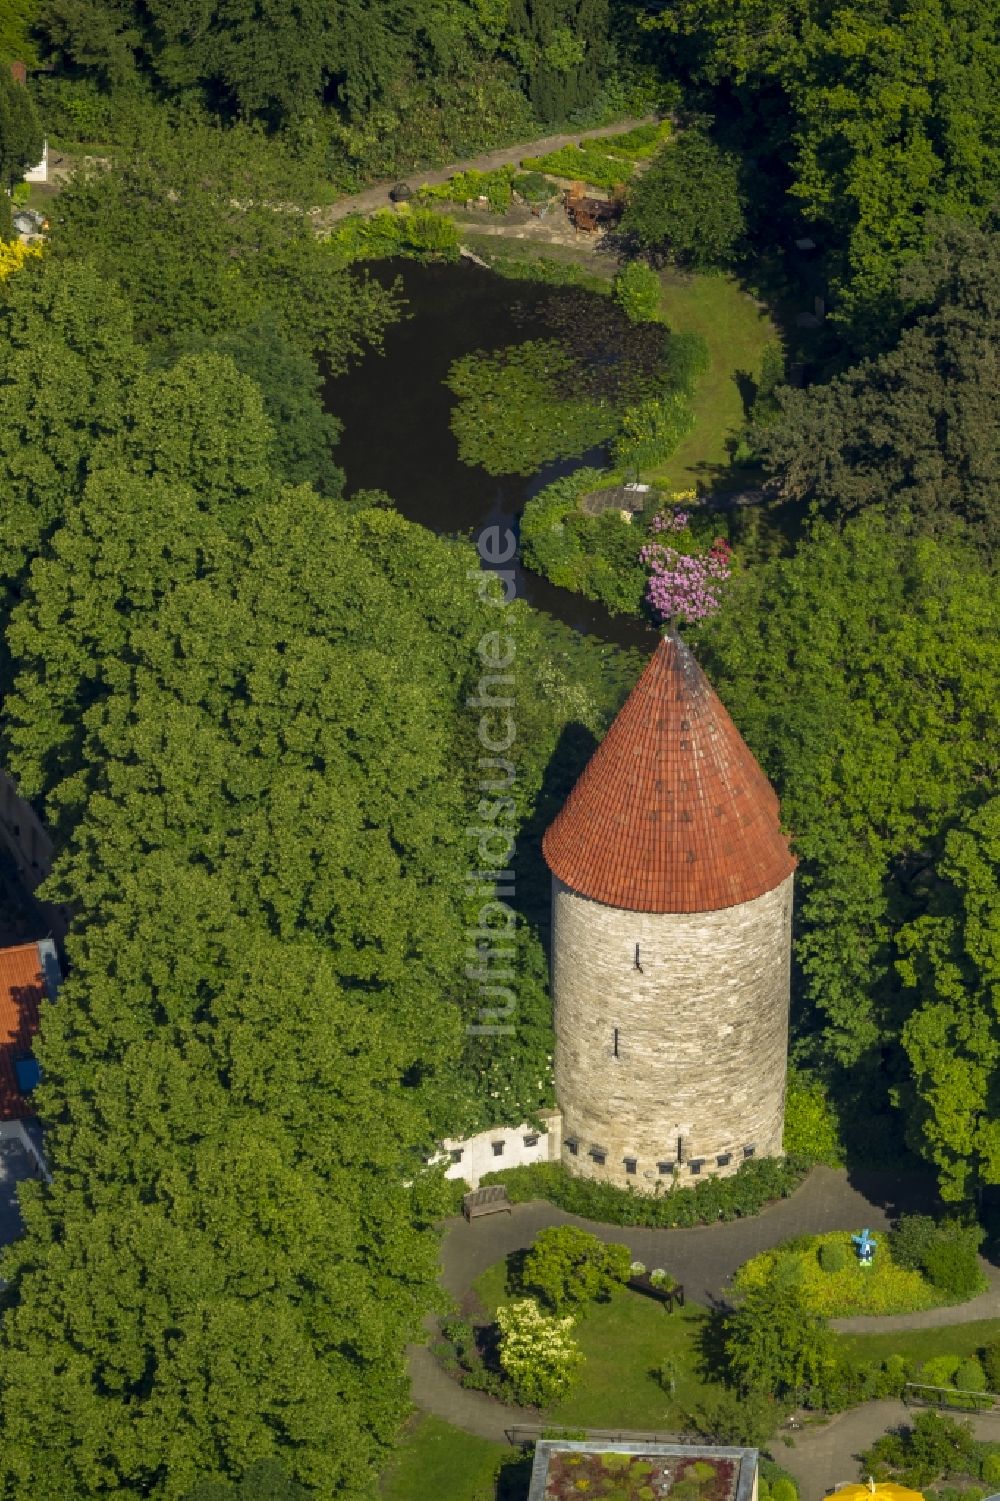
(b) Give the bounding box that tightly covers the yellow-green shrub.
[735,1232,945,1316]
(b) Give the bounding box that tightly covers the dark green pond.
[324,258,657,649]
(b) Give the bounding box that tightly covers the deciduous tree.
[897,798,1000,1201]
[724,1266,834,1400]
[699,511,998,1146]
[758,215,1000,545]
[522,1225,631,1310]
[620,129,745,268]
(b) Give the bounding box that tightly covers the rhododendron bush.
[641,533,732,623]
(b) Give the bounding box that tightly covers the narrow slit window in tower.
[633,943,643,972]
[612,1027,619,1058]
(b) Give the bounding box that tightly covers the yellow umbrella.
[834,1483,924,1501]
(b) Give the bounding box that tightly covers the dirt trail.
[311,115,656,228]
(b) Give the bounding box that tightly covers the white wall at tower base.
[24,141,48,183]
[434,1109,563,1190]
[552,874,793,1192]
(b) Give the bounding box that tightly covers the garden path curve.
[408,1167,1000,1485]
[434,1167,934,1310]
[829,1260,1000,1333]
[777,1400,1000,1498]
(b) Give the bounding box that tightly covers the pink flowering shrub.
[650,510,690,533]
[639,536,732,622]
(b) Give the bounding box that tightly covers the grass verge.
[460,232,617,287]
[836,1319,1000,1368]
[471,1260,714,1430]
[648,271,777,494]
[380,1415,508,1501]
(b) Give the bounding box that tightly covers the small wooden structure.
[627,1272,685,1311]
[462,1184,513,1221]
[564,180,624,233]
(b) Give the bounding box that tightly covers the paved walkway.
[407,1337,514,1443]
[831,1260,1000,1333]
[409,1167,1000,1491]
[437,1167,937,1310]
[778,1401,1000,1498]
[312,116,656,227]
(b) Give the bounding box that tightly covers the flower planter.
[627,1272,685,1310]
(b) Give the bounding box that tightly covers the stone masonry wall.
[552,873,793,1191]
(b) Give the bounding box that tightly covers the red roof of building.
[542,633,795,913]
[0,942,47,1119]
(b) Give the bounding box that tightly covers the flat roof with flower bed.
[527,1440,758,1501]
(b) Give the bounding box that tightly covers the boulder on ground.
[388,182,412,203]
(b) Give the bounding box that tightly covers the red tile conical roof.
[543,633,795,913]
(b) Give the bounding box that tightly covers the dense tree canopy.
[647,0,1000,329]
[169,313,345,497]
[0,257,144,595]
[758,215,1000,544]
[0,70,42,193]
[620,129,745,267]
[47,122,401,352]
[508,0,612,121]
[897,798,1000,1202]
[0,0,38,67]
[32,0,618,128]
[700,510,998,1194]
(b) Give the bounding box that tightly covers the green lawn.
[470,1258,1000,1434]
[472,1260,714,1429]
[648,270,778,495]
[836,1320,1000,1369]
[547,1289,712,1428]
[380,1415,509,1501]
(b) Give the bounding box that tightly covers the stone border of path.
[408,1166,1000,1491]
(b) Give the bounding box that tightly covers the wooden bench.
[462,1185,513,1222]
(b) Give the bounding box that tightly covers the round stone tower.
[542,632,795,1189]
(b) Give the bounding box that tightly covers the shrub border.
[479,1156,810,1228]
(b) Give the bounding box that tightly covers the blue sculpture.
[852,1228,877,1266]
